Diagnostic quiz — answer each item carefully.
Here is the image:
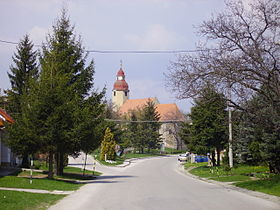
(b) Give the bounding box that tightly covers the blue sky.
[0,0,229,113]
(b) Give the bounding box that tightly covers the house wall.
[1,142,11,165]
[0,132,1,164]
[0,131,14,166]
[159,123,186,150]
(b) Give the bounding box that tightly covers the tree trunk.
[211,151,216,167]
[21,154,29,168]
[216,148,221,166]
[55,152,64,176]
[83,152,88,176]
[48,152,54,179]
[54,153,58,176]
[269,163,280,174]
[59,152,64,176]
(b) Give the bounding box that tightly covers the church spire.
[120,59,123,69]
[112,62,130,110]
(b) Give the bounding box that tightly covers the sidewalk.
[0,187,73,195]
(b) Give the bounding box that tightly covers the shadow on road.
[96,175,136,180]
[92,180,120,184]
[68,163,95,166]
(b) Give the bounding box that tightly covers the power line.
[105,118,184,123]
[86,49,207,54]
[0,39,19,45]
[0,39,214,54]
[0,39,41,47]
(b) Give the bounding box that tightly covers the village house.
[0,108,15,166]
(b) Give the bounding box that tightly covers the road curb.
[177,163,280,205]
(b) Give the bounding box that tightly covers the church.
[112,65,186,150]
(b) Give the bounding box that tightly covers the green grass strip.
[235,175,280,197]
[211,175,251,182]
[0,176,82,191]
[0,190,65,210]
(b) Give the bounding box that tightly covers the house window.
[114,91,116,96]
[125,92,127,96]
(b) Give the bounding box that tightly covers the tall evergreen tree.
[122,111,142,151]
[139,100,161,153]
[235,87,280,173]
[8,34,38,104]
[5,35,39,167]
[182,86,227,166]
[31,10,103,177]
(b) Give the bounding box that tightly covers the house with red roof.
[0,108,15,166]
[112,66,186,150]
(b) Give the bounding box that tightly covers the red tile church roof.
[117,68,125,76]
[113,80,129,91]
[119,98,185,122]
[0,108,14,127]
[156,104,185,121]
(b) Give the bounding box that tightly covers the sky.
[0,0,230,113]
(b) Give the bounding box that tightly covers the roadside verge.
[177,163,280,205]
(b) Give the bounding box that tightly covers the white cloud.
[129,78,166,99]
[13,0,62,10]
[124,24,186,50]
[28,26,48,45]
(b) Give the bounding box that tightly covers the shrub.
[100,128,116,161]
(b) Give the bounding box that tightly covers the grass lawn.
[235,175,280,197]
[93,148,172,166]
[124,152,161,159]
[0,176,82,191]
[184,162,208,169]
[186,162,280,197]
[56,166,102,180]
[0,190,64,210]
[186,162,268,182]
[0,165,104,191]
[211,175,252,182]
[18,166,101,180]
[97,153,164,166]
[164,147,186,154]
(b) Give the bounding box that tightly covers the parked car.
[195,155,208,163]
[178,152,190,162]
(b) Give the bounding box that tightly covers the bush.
[100,128,116,161]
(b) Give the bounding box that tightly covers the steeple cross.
[120,60,123,69]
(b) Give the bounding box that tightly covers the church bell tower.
[112,62,129,111]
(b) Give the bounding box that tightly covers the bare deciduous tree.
[166,0,280,107]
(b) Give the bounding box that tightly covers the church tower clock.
[112,62,129,110]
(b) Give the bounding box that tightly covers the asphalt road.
[49,156,280,210]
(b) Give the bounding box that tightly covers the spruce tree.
[8,34,38,102]
[185,86,227,166]
[122,111,142,151]
[139,100,161,153]
[35,10,103,177]
[235,87,280,173]
[5,35,39,167]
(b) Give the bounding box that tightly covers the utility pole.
[228,85,233,168]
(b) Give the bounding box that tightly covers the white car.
[178,152,190,162]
